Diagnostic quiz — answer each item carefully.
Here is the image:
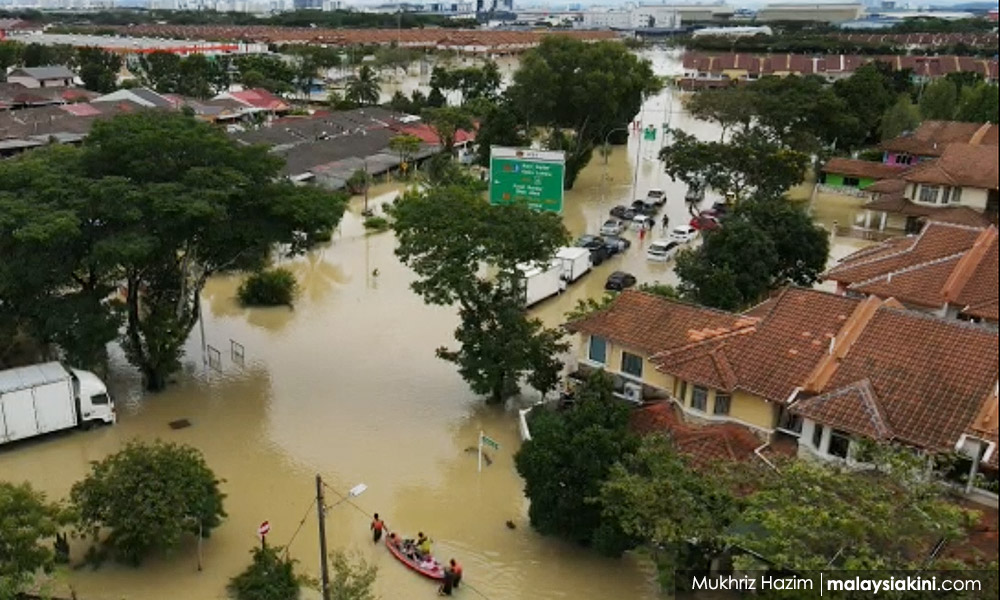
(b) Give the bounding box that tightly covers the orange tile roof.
[793,379,895,440]
[881,121,997,157]
[564,290,758,356]
[824,223,998,319]
[654,288,863,403]
[794,306,999,454]
[630,402,762,467]
[822,157,905,180]
[862,195,993,228]
[903,143,999,190]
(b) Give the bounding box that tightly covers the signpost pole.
[478,430,483,473]
[316,475,330,600]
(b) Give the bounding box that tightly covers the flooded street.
[0,49,871,600]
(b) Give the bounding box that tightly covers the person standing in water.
[370,513,385,543]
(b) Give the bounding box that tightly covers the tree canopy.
[0,482,68,599]
[880,94,922,141]
[675,199,828,310]
[514,371,640,556]
[505,36,660,188]
[345,65,381,107]
[70,441,226,566]
[389,183,569,403]
[228,545,304,600]
[659,129,810,204]
[0,112,346,388]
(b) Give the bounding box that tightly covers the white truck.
[517,259,565,308]
[555,247,591,283]
[0,362,116,446]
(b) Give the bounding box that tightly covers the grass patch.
[363,216,390,232]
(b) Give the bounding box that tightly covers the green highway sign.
[481,434,500,451]
[643,126,657,141]
[489,146,565,213]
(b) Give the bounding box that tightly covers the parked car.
[632,214,655,230]
[575,235,610,265]
[690,214,721,231]
[646,189,666,206]
[600,219,625,236]
[605,271,637,291]
[685,182,706,206]
[646,240,682,262]
[669,224,698,243]
[609,205,629,219]
[603,234,631,254]
[631,199,658,216]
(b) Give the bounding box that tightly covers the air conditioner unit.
[623,382,643,404]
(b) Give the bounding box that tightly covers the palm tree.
[345,65,381,107]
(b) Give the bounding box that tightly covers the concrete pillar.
[879,211,888,231]
[864,210,872,229]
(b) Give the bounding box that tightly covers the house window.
[588,336,607,364]
[951,187,962,204]
[918,185,940,204]
[621,352,643,378]
[843,176,860,187]
[812,423,824,448]
[713,393,731,416]
[828,429,851,459]
[677,380,688,402]
[691,386,708,412]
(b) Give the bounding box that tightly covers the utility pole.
[316,474,330,600]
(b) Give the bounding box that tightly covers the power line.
[281,497,317,559]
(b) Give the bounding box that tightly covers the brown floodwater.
[0,50,871,600]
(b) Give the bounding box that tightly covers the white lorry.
[0,362,116,446]
[517,259,565,308]
[555,246,591,283]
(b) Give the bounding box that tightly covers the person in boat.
[388,532,401,549]
[449,558,462,588]
[370,513,385,543]
[416,532,432,559]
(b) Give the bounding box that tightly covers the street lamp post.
[316,477,368,600]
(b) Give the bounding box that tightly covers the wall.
[822,173,876,189]
[7,75,40,89]
[578,334,675,393]
[908,183,989,211]
[673,381,777,434]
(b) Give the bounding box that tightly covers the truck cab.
[70,369,116,425]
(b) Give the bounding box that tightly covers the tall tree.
[881,93,922,141]
[474,100,530,167]
[76,47,122,94]
[505,36,660,188]
[0,482,68,598]
[684,85,754,141]
[514,371,640,556]
[233,55,296,94]
[71,441,226,566]
[675,219,780,311]
[345,65,381,106]
[956,82,999,124]
[0,113,345,388]
[920,78,959,120]
[659,129,809,203]
[389,184,568,403]
[388,133,421,173]
[832,63,895,149]
[738,199,829,287]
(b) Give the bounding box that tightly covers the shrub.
[238,268,298,307]
[363,216,390,232]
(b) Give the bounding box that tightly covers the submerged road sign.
[489,146,565,213]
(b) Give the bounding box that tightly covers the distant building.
[6,66,76,89]
[692,26,773,38]
[756,3,865,24]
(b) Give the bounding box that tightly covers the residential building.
[882,121,999,166]
[5,66,76,89]
[824,222,998,326]
[755,3,865,23]
[91,88,179,110]
[818,157,904,193]
[565,288,999,481]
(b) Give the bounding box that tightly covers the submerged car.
[600,219,626,236]
[603,234,631,254]
[604,271,637,291]
[575,235,610,265]
[669,225,699,243]
[646,240,682,262]
[646,189,666,206]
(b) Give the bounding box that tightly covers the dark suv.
[575,235,611,266]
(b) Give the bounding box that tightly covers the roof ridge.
[802,295,884,394]
[848,250,967,289]
[941,227,998,303]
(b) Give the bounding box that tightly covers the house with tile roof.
[881,121,998,166]
[6,65,77,89]
[819,157,906,192]
[564,287,999,487]
[824,222,999,325]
